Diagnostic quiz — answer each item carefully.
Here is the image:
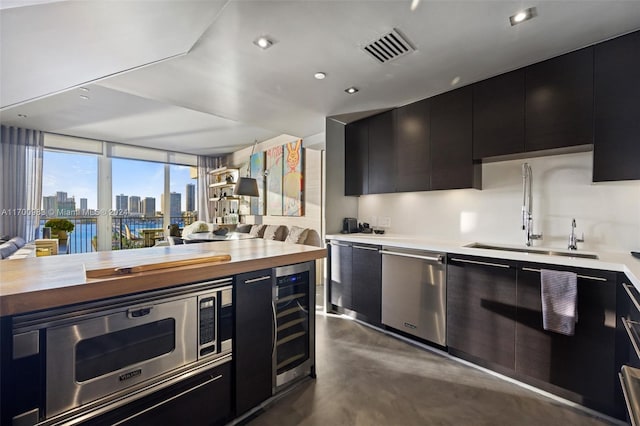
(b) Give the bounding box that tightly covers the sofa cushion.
[263,225,288,241]
[249,224,267,238]
[285,226,309,244]
[9,236,26,248]
[0,241,18,259]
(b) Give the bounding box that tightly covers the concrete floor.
[247,287,617,426]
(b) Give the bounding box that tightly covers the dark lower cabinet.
[235,269,274,416]
[351,244,382,325]
[329,241,353,310]
[593,30,640,182]
[525,47,594,152]
[430,86,480,190]
[447,256,517,371]
[89,362,232,426]
[515,265,618,417]
[329,240,381,325]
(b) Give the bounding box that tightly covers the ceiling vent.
[363,29,415,64]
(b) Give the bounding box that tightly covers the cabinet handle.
[381,250,443,263]
[619,372,638,426]
[623,284,640,313]
[353,245,379,251]
[450,258,509,269]
[330,242,350,247]
[244,275,271,284]
[271,301,277,358]
[622,317,640,360]
[112,374,223,425]
[521,267,607,282]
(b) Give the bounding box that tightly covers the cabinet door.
[430,86,479,190]
[329,241,353,310]
[235,269,274,415]
[516,266,617,415]
[395,99,430,192]
[352,244,382,324]
[345,119,368,195]
[368,110,396,194]
[525,47,594,152]
[593,30,640,182]
[447,256,517,370]
[473,69,525,159]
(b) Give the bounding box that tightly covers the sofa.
[165,222,320,247]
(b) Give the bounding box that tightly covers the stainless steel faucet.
[522,163,543,246]
[568,218,584,250]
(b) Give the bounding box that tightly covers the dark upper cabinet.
[447,256,517,371]
[525,47,594,152]
[234,269,274,416]
[351,244,382,325]
[345,119,368,196]
[593,30,640,182]
[473,69,525,159]
[515,265,618,417]
[367,110,396,194]
[431,86,480,190]
[395,99,431,192]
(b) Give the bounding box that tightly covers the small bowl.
[374,229,385,235]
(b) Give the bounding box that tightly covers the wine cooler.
[273,262,315,392]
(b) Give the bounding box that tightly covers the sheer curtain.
[197,155,223,223]
[0,126,44,241]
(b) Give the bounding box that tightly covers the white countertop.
[326,233,640,290]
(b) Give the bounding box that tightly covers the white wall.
[358,151,640,253]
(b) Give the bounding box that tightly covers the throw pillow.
[9,236,26,248]
[0,241,18,259]
[182,221,210,237]
[262,225,281,240]
[249,224,266,238]
[285,226,309,244]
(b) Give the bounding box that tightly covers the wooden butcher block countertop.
[0,239,326,316]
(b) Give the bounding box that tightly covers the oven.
[10,277,233,425]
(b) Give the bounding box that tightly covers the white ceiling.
[1,0,639,155]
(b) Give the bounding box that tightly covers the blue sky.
[42,151,196,211]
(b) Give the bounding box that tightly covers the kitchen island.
[1,239,326,426]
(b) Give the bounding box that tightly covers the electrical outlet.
[379,216,391,228]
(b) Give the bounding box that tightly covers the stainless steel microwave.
[11,278,233,425]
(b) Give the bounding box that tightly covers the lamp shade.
[234,177,259,197]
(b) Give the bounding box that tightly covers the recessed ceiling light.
[17,113,27,118]
[509,7,537,26]
[410,0,420,11]
[79,95,89,100]
[79,87,90,92]
[253,36,274,50]
[451,76,461,86]
[345,87,359,94]
[314,72,326,80]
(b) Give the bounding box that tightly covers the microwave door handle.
[127,306,153,319]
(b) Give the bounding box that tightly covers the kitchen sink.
[465,243,599,260]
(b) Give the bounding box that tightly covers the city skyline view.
[42,150,197,214]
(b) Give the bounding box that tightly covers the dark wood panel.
[447,257,517,370]
[330,242,353,310]
[395,99,431,192]
[345,119,368,195]
[473,69,525,159]
[352,244,382,325]
[593,30,640,182]
[431,86,478,190]
[515,267,617,415]
[525,47,594,151]
[368,110,396,194]
[235,269,273,415]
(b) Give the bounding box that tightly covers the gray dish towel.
[540,269,578,336]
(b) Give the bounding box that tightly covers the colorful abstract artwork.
[283,139,304,216]
[250,151,265,215]
[265,145,283,216]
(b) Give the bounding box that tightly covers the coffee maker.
[341,218,358,234]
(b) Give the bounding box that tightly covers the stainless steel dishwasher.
[381,247,446,346]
